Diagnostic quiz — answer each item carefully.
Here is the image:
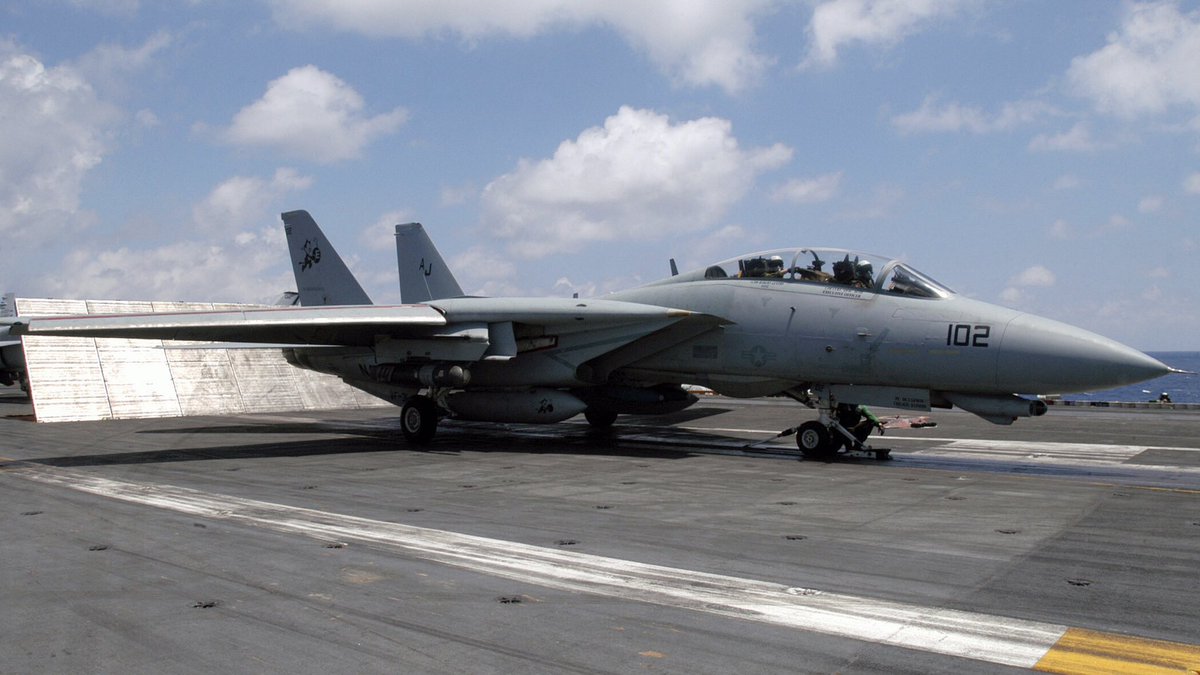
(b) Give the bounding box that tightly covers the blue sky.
[2,0,1198,349]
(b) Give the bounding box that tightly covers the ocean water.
[1062,352,1200,404]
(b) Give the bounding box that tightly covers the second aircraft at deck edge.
[6,210,1176,458]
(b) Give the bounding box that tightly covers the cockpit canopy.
[686,248,953,299]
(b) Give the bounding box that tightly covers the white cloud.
[440,183,476,206]
[803,0,968,69]
[72,31,172,97]
[43,230,292,303]
[223,66,408,163]
[1028,122,1098,152]
[1185,172,1200,194]
[451,245,520,297]
[360,209,414,252]
[1051,174,1082,191]
[191,168,314,235]
[135,109,160,127]
[1138,195,1164,213]
[892,97,988,134]
[610,1,774,92]
[1001,264,1056,306]
[679,224,766,271]
[999,287,1023,305]
[267,0,774,93]
[1048,219,1073,240]
[892,96,1054,135]
[1011,265,1056,287]
[771,172,842,203]
[0,42,118,241]
[552,276,595,299]
[1104,213,1132,232]
[41,170,312,303]
[480,106,791,258]
[1067,1,1200,118]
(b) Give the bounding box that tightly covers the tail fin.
[395,222,464,304]
[281,210,372,306]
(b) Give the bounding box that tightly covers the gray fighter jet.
[6,211,1174,458]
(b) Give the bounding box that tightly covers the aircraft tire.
[584,407,618,428]
[401,395,438,444]
[796,421,835,460]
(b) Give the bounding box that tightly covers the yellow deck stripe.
[1035,627,1200,674]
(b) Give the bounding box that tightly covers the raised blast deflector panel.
[12,297,389,422]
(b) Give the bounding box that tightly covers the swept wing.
[9,298,720,360]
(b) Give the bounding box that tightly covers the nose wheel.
[796,421,837,460]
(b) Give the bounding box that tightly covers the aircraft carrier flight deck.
[3,390,1199,673]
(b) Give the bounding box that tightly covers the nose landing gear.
[785,390,891,461]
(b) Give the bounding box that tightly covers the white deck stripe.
[12,465,1067,669]
[670,425,1200,476]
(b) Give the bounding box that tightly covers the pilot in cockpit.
[832,255,873,288]
[739,256,786,278]
[855,260,874,287]
[766,256,786,277]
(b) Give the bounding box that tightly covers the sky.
[2,0,1199,350]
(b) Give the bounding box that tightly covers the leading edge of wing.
[9,299,727,347]
[10,305,447,346]
[430,297,723,327]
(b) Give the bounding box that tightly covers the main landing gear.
[785,392,891,461]
[400,395,438,444]
[584,407,618,429]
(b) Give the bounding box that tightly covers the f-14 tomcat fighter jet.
[8,211,1173,458]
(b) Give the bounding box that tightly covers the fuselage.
[291,247,1168,409]
[605,248,1167,399]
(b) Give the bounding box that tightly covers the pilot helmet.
[855,259,874,285]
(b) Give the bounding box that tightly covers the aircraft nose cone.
[997,314,1169,394]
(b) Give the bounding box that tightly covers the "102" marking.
[946,323,991,347]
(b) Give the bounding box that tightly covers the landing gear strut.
[784,391,891,461]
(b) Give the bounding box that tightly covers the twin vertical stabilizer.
[395,223,464,304]
[282,210,373,306]
[281,210,463,306]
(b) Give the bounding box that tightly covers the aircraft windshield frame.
[697,248,954,299]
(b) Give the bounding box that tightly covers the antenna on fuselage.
[669,258,679,276]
